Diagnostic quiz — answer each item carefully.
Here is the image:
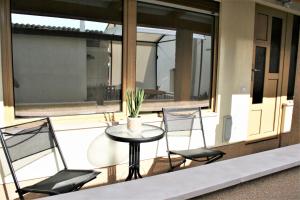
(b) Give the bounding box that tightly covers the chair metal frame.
[162,107,225,171]
[0,117,99,200]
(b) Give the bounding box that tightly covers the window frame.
[1,0,219,119]
[135,0,219,112]
[7,0,127,117]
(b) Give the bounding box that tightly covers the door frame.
[248,5,288,141]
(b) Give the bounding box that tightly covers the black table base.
[126,142,143,181]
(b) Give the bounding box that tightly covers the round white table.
[105,124,165,181]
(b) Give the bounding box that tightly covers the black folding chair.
[162,107,225,171]
[0,118,100,200]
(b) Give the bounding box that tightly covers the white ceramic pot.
[127,117,142,132]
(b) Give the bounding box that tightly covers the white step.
[40,144,300,200]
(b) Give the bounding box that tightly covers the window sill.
[245,134,279,145]
[140,100,210,112]
[14,101,122,118]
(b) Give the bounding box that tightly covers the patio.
[1,0,300,200]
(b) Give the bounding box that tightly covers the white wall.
[157,35,212,97]
[0,113,218,184]
[201,37,212,97]
[86,40,111,104]
[157,35,176,93]
[215,0,255,144]
[111,41,122,88]
[192,37,212,99]
[136,42,156,89]
[86,41,110,88]
[192,39,201,97]
[12,34,87,104]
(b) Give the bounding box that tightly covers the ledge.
[39,144,300,200]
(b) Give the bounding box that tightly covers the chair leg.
[17,190,25,200]
[168,158,186,172]
[73,176,97,191]
[167,152,173,171]
[205,153,224,164]
[74,185,84,191]
[18,195,25,200]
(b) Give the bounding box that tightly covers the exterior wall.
[12,34,87,104]
[284,34,300,145]
[287,73,300,143]
[0,112,218,186]
[215,0,255,144]
[0,21,4,125]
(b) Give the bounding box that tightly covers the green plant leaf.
[126,89,144,117]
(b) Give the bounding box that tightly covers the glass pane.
[136,2,214,109]
[269,17,282,73]
[253,47,266,104]
[11,0,123,117]
[255,13,268,41]
[287,16,300,100]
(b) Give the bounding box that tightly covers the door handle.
[252,68,261,72]
[251,68,261,81]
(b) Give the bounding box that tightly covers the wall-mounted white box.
[281,101,294,133]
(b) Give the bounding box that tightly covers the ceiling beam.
[11,0,123,24]
[137,12,213,35]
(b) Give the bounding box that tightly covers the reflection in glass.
[11,0,123,116]
[269,17,282,73]
[136,2,214,107]
[253,47,266,104]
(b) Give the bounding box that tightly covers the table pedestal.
[126,142,143,181]
[105,124,164,181]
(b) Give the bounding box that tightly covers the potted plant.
[126,89,145,132]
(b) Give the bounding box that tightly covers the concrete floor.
[195,167,300,200]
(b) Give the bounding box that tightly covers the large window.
[7,0,219,117]
[136,2,215,111]
[11,0,123,117]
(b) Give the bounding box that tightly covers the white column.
[215,0,255,145]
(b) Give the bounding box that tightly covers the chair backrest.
[162,107,207,149]
[0,118,67,191]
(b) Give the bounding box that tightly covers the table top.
[105,124,165,143]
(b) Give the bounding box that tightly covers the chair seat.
[21,169,100,195]
[170,148,224,159]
